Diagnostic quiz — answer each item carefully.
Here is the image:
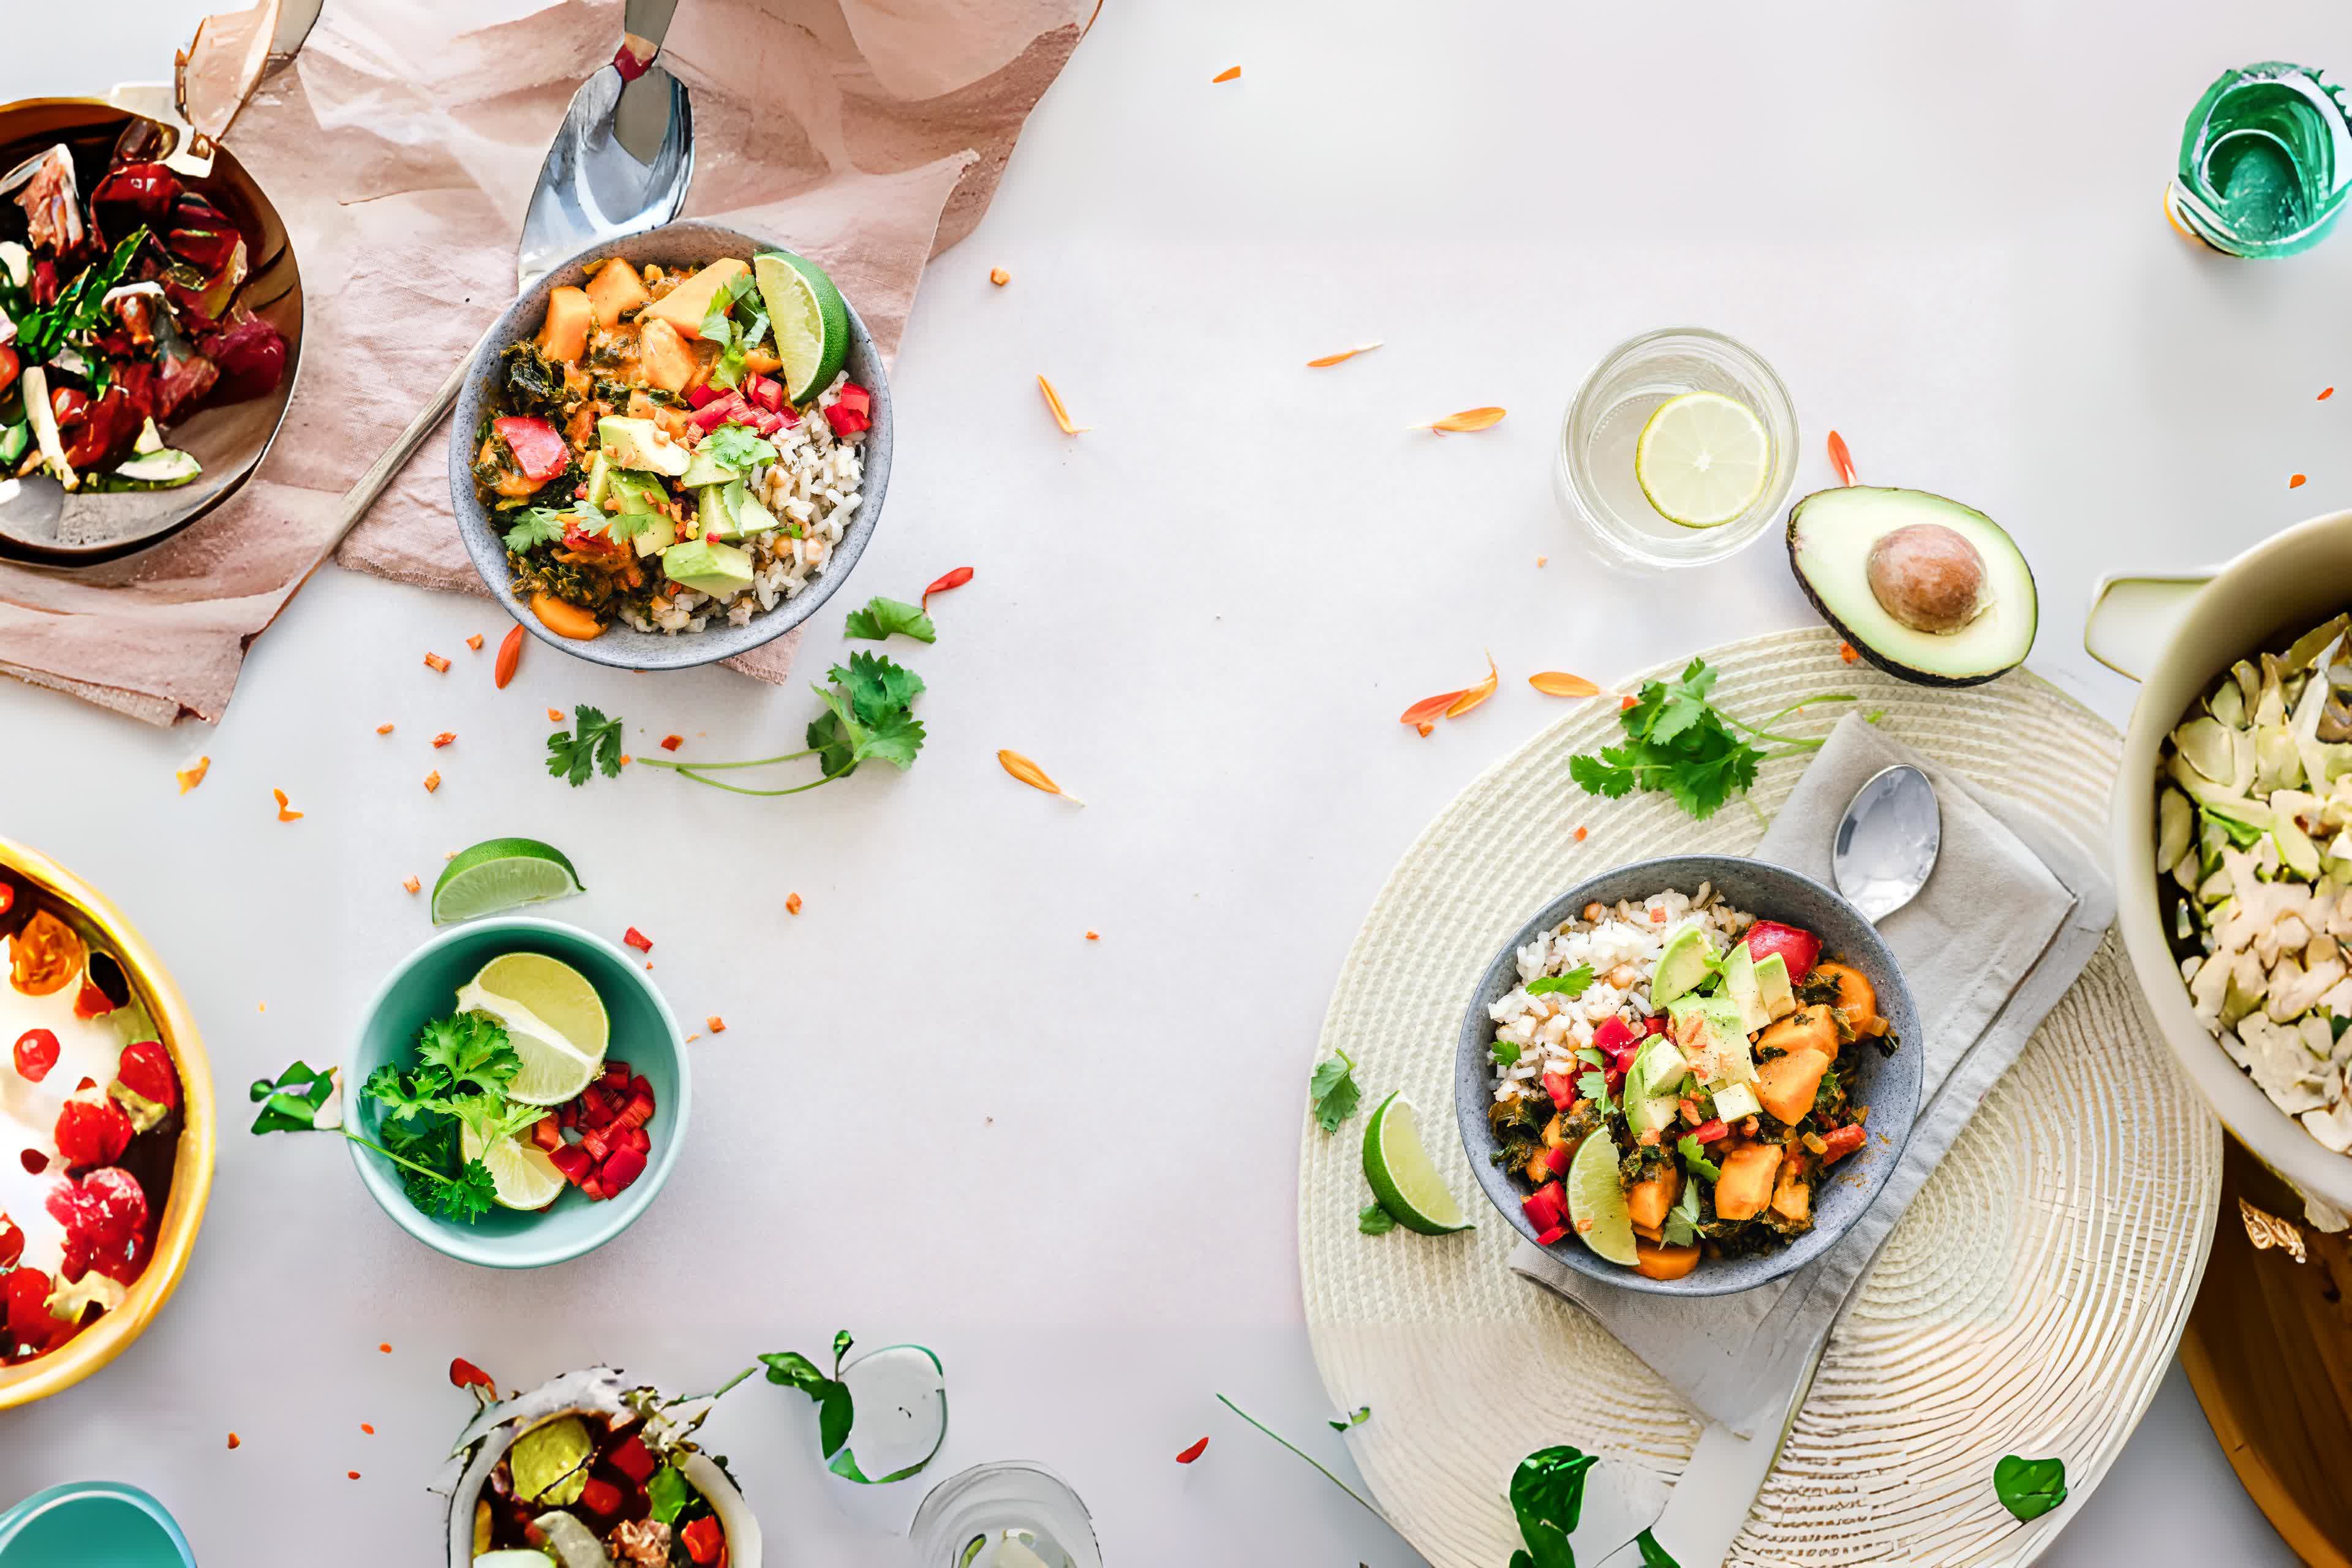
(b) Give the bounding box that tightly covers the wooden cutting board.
[2180,1139,2352,1568]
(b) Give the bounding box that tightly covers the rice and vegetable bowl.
[1483,883,1895,1281]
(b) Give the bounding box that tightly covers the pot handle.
[2085,571,2214,682]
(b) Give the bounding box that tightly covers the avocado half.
[1786,486,2037,687]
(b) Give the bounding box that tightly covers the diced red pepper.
[743,408,783,435]
[578,1477,622,1518]
[686,385,724,410]
[1591,1016,1637,1054]
[823,401,869,438]
[13,1028,58,1084]
[617,1091,656,1130]
[114,1041,176,1112]
[449,1356,497,1393]
[1534,1225,1569,1247]
[1742,921,1822,983]
[745,375,783,412]
[547,1143,594,1185]
[557,1101,576,1129]
[689,396,745,432]
[579,1128,609,1163]
[623,927,653,953]
[1644,1014,1669,1036]
[603,1062,629,1088]
[1545,1143,1574,1176]
[680,1515,725,1566]
[494,417,570,482]
[530,1116,563,1153]
[621,1125,650,1155]
[54,1098,132,1167]
[1687,1118,1728,1145]
[835,383,870,418]
[1540,1071,1577,1110]
[608,1433,658,1483]
[579,1175,606,1202]
[600,1144,647,1193]
[1819,1125,1867,1165]
[1521,1181,1566,1234]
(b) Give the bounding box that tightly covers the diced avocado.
[1787,485,2037,687]
[723,479,778,539]
[679,446,739,489]
[1666,994,1756,1087]
[584,450,614,508]
[0,422,27,466]
[696,483,736,540]
[1722,943,1768,1034]
[1624,1038,1689,1135]
[1753,952,1796,1022]
[596,415,690,478]
[111,447,202,487]
[1711,1081,1762,1122]
[660,538,754,600]
[606,472,666,515]
[132,417,164,456]
[1650,925,1713,1008]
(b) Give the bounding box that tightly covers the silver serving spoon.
[1833,763,1942,922]
[281,6,692,601]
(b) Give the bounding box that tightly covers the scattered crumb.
[273,788,303,823]
[423,652,449,673]
[423,771,442,793]
[1085,930,1100,941]
[546,707,564,723]
[989,266,1010,286]
[226,1433,239,1449]
[465,634,484,652]
[375,723,394,736]
[402,876,420,894]
[1574,826,1588,842]
[685,1033,699,1043]
[785,892,802,916]
[1536,555,1547,567]
[176,756,210,794]
[1212,65,1240,82]
[258,1002,265,1012]
[618,754,632,767]
[379,1343,391,1354]
[706,1015,726,1033]
[2291,473,2309,489]
[445,851,458,860]
[660,734,683,752]
[1838,641,1860,664]
[432,732,455,748]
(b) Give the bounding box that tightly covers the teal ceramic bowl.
[0,1482,194,1567]
[345,917,689,1268]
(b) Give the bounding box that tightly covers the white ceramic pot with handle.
[2089,507,2352,1225]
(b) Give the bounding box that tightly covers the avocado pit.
[1866,522,1987,635]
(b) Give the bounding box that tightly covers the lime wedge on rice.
[459,1118,568,1211]
[1361,1091,1473,1234]
[456,951,607,1106]
[431,837,584,925]
[754,251,850,403]
[508,1413,595,1506]
[1634,390,1771,528]
[1566,1129,1640,1265]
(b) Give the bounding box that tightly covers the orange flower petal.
[1212,66,1240,83]
[2290,473,2309,488]
[1412,406,1506,434]
[273,788,303,822]
[423,771,441,794]
[2322,387,2335,401]
[423,652,450,673]
[1000,748,1085,804]
[1399,690,1467,728]
[175,756,210,794]
[1444,652,1499,718]
[432,732,455,748]
[546,708,564,723]
[1528,671,1600,698]
[1306,342,1382,369]
[1826,429,1858,487]
[465,634,484,652]
[1037,375,1090,434]
[375,723,394,736]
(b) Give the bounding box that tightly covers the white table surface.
[6,2,2345,1563]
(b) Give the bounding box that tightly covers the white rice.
[620,371,867,636]
[1486,884,1753,1101]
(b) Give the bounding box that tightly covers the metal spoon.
[1833,764,1942,923]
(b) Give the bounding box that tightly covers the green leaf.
[1526,965,1596,998]
[858,708,926,771]
[1994,1454,2067,1521]
[433,1160,500,1224]
[843,595,938,644]
[759,1346,856,1460]
[547,704,625,786]
[1662,1176,1704,1246]
[1635,1527,1681,1566]
[415,1012,518,1096]
[1308,1050,1360,1133]
[1577,1069,1611,1107]
[646,1464,693,1524]
[1492,1039,1522,1067]
[362,1064,440,1121]
[1509,1445,1596,1568]
[1326,1406,1371,1431]
[248,1061,337,1133]
[1357,1201,1397,1235]
[1675,1134,1722,1184]
[699,424,777,470]
[833,652,925,726]
[502,507,569,552]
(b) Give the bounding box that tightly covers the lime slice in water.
[1634,390,1770,528]
[754,251,850,403]
[431,838,583,926]
[509,1414,595,1506]
[1361,1091,1473,1234]
[456,952,608,1106]
[1566,1129,1639,1265]
[459,1118,568,1211]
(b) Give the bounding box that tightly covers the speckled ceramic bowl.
[1453,854,1923,1297]
[447,219,892,671]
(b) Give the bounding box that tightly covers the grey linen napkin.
[1510,714,2116,1437]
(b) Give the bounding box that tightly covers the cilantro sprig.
[636,652,927,797]
[1526,965,1596,998]
[1308,1048,1362,1133]
[1569,658,1856,821]
[843,595,937,644]
[1507,1444,1684,1567]
[548,704,626,786]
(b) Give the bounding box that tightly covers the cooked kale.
[498,342,568,417]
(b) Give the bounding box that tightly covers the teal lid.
[0,1483,194,1568]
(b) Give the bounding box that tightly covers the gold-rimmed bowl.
[0,836,213,1409]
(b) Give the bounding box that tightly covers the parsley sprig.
[548,704,626,786]
[1568,658,1858,821]
[636,652,926,796]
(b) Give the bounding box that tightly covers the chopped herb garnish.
[1526,965,1596,998]
[1675,1134,1722,1183]
[1492,1039,1522,1067]
[843,595,937,644]
[502,507,570,552]
[1662,1178,1704,1246]
[639,652,927,797]
[1569,658,1855,821]
[1309,1049,1362,1133]
[547,704,626,786]
[698,423,778,470]
[1327,1406,1372,1431]
[1357,1201,1397,1235]
[248,1061,337,1133]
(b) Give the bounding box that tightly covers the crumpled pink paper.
[0,0,1088,724]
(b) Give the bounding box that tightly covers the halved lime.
[509,1414,594,1506]
[455,952,608,1106]
[1565,1129,1639,1265]
[431,838,584,925]
[1634,390,1770,528]
[460,1120,568,1211]
[754,251,850,403]
[1361,1091,1472,1234]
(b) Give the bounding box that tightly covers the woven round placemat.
[1298,626,2223,1568]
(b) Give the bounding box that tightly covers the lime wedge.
[460,1119,568,1211]
[753,251,850,404]
[456,952,608,1106]
[509,1414,594,1506]
[1566,1129,1640,1265]
[1361,1091,1473,1235]
[1634,390,1771,529]
[431,838,584,926]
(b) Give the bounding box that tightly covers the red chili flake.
[449,1356,494,1391]
[225,1432,241,1449]
[660,735,684,752]
[1838,641,1860,664]
[546,707,564,723]
[619,755,632,767]
[1619,694,1636,710]
[347,1471,361,1480]
[989,267,1011,287]
[922,566,974,609]
[1085,930,1100,940]
[423,652,450,673]
[1826,429,1859,487]
[20,1149,46,1175]
[495,625,524,689]
[2323,388,2336,401]
[432,732,456,749]
[360,1423,375,1435]
[1176,1436,1210,1463]
[623,927,654,953]
[465,634,484,652]
[1574,826,1588,842]
[707,1015,726,1033]
[785,893,803,916]
[705,532,720,543]
[2291,473,2309,489]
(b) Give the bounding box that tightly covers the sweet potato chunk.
[537,285,593,363]
[1714,1142,1783,1221]
[1756,1046,1833,1125]
[1627,1163,1682,1232]
[1634,1240,1700,1280]
[640,257,748,340]
[585,257,650,327]
[1758,1005,1841,1061]
[637,315,697,395]
[1771,1155,1812,1224]
[1809,962,1877,1027]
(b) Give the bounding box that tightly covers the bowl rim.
[0,1479,195,1562]
[2106,505,2352,1212]
[1453,853,1923,1297]
[0,835,215,1410]
[344,914,690,1270]
[445,217,891,671]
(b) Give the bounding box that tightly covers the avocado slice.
[1722,941,1768,1033]
[1787,486,2037,686]
[1623,1038,1689,1135]
[1752,951,1796,1021]
[661,538,754,600]
[596,415,690,478]
[1665,993,1757,1086]
[679,446,739,489]
[724,480,778,540]
[1650,925,1713,1008]
[1710,1080,1763,1122]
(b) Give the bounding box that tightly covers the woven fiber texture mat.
[1297,627,2222,1568]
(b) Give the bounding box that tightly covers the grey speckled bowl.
[1454,855,1923,1297]
[448,220,892,670]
